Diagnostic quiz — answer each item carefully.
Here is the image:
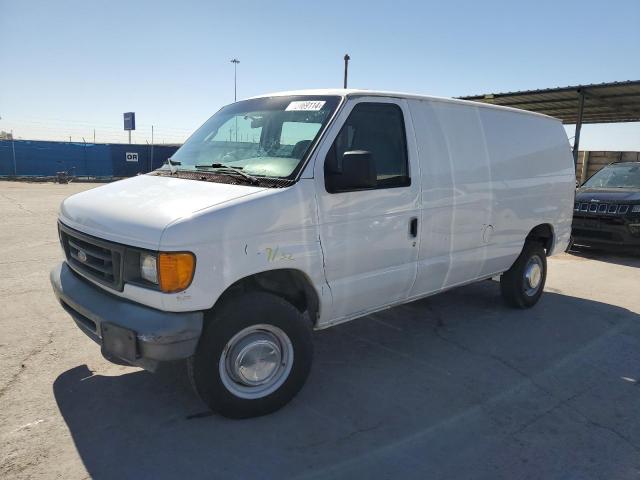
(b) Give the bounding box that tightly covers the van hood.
[59,174,266,249]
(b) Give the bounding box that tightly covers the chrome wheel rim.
[524,255,543,296]
[219,324,293,399]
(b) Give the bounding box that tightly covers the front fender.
[157,180,334,321]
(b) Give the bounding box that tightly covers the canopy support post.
[572,89,585,168]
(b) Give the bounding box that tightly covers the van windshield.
[583,163,640,188]
[168,95,341,179]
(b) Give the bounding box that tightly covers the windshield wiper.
[166,157,181,174]
[194,163,260,185]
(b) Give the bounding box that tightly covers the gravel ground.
[1,181,639,480]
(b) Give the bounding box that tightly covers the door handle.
[409,217,418,237]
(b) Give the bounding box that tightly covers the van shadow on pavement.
[54,282,640,480]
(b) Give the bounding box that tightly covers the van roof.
[248,89,558,122]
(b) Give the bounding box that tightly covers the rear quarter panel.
[408,98,574,298]
[478,107,575,269]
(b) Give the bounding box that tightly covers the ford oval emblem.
[77,250,88,262]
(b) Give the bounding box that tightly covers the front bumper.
[50,262,204,371]
[572,215,640,249]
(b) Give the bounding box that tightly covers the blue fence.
[0,140,180,178]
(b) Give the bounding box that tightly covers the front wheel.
[188,291,313,418]
[500,242,547,308]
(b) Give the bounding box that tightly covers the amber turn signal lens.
[158,252,195,293]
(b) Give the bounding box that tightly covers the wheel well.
[526,224,554,253]
[216,269,320,325]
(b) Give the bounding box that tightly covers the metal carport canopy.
[458,80,640,165]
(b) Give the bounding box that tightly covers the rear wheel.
[500,242,547,308]
[188,291,313,418]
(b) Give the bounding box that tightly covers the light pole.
[230,58,240,102]
[230,58,240,142]
[343,54,350,88]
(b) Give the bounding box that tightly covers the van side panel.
[430,101,494,286]
[479,108,574,272]
[406,99,455,296]
[408,99,574,300]
[407,99,495,297]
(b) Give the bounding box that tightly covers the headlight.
[158,252,196,293]
[632,205,640,213]
[140,253,158,284]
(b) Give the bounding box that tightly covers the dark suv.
[572,162,640,251]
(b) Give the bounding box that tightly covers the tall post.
[82,138,87,178]
[11,129,16,176]
[231,58,240,101]
[343,54,350,88]
[580,150,591,185]
[231,58,240,142]
[572,89,585,168]
[128,130,131,144]
[150,125,154,171]
[93,129,96,143]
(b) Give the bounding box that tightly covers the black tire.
[188,291,313,419]
[500,241,547,308]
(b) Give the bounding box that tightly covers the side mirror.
[326,150,377,193]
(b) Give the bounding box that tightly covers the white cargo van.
[51,90,575,417]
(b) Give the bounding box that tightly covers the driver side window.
[325,102,410,192]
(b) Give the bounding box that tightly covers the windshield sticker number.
[285,101,326,112]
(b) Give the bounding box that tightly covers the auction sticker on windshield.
[285,101,326,111]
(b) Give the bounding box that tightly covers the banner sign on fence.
[126,152,139,162]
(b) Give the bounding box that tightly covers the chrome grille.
[58,223,124,290]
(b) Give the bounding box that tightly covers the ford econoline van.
[51,90,575,418]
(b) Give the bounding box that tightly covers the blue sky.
[1,0,639,149]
